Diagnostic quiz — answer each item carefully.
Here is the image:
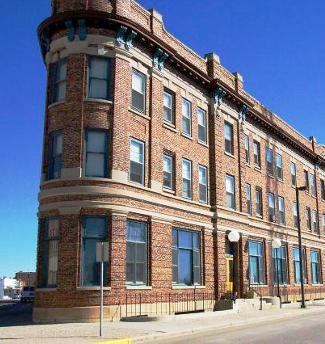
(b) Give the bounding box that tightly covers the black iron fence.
[124,291,215,318]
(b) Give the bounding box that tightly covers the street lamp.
[228,230,240,301]
[296,185,307,309]
[272,238,282,308]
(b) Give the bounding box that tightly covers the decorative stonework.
[116,25,137,50]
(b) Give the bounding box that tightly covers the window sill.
[163,188,176,195]
[254,166,262,173]
[129,107,150,120]
[277,178,284,183]
[172,285,206,290]
[48,100,65,109]
[245,163,251,168]
[36,288,57,292]
[294,284,309,287]
[197,140,208,148]
[181,133,193,141]
[77,286,111,291]
[312,284,323,287]
[126,285,152,290]
[163,122,177,132]
[224,152,235,159]
[84,98,112,105]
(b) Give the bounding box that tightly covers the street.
[0,302,33,327]
[154,310,325,344]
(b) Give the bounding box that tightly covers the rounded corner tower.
[35,0,217,323]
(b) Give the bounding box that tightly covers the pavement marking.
[92,338,132,344]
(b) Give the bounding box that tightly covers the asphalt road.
[154,311,325,344]
[0,302,33,327]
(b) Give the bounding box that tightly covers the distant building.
[0,279,4,299]
[0,278,19,299]
[15,272,36,287]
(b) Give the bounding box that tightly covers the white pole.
[100,242,104,337]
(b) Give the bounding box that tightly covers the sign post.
[96,241,109,337]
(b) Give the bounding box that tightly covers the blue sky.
[0,0,324,278]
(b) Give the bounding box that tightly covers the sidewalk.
[1,301,325,344]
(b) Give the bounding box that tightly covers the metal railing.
[124,291,215,318]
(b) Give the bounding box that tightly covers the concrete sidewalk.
[1,302,325,344]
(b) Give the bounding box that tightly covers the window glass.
[182,159,192,199]
[88,57,111,99]
[130,139,144,184]
[85,130,107,177]
[198,165,207,203]
[172,228,201,286]
[81,216,107,286]
[126,221,147,285]
[224,122,233,154]
[226,175,235,209]
[163,153,173,190]
[163,90,174,124]
[131,70,146,113]
[182,99,192,136]
[197,108,207,143]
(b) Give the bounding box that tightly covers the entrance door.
[226,257,234,293]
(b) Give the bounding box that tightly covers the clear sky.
[0,0,324,278]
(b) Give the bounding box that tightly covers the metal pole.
[100,244,104,336]
[296,187,306,309]
[232,246,236,301]
[275,248,282,308]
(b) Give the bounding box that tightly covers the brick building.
[35,0,325,322]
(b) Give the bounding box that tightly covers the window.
[246,184,252,215]
[272,245,287,285]
[197,108,207,144]
[244,135,250,164]
[310,173,316,197]
[224,122,234,155]
[81,217,107,286]
[249,241,264,284]
[129,138,145,185]
[291,162,297,186]
[172,228,201,286]
[40,218,59,288]
[268,192,275,222]
[182,99,192,136]
[276,153,283,180]
[293,203,298,228]
[226,175,236,209]
[266,147,274,176]
[163,153,173,190]
[163,89,174,124]
[321,179,325,201]
[88,56,111,99]
[323,214,325,234]
[51,59,67,103]
[304,170,309,193]
[131,69,146,113]
[198,165,208,203]
[253,141,261,168]
[47,131,63,180]
[84,130,108,177]
[293,247,307,284]
[306,207,312,231]
[126,221,148,285]
[311,251,321,284]
[182,159,192,199]
[255,187,263,217]
[278,196,286,225]
[312,210,318,233]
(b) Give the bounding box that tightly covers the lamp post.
[272,238,282,308]
[296,185,307,309]
[228,230,240,301]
